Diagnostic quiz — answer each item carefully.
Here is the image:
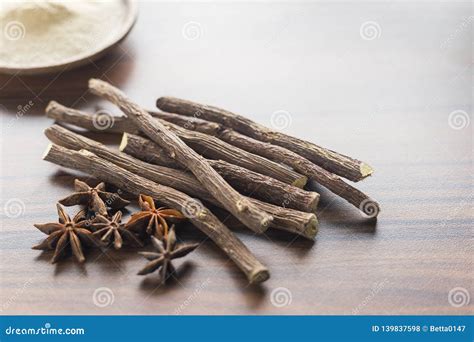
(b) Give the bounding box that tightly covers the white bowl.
[0,0,138,75]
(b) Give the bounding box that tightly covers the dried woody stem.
[120,133,319,213]
[43,144,270,284]
[45,102,317,211]
[88,79,272,234]
[156,97,374,182]
[158,120,306,188]
[44,125,317,239]
[149,112,379,216]
[46,101,307,188]
[46,101,139,134]
[46,101,377,215]
[46,100,219,135]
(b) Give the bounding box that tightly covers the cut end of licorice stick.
[292,175,308,189]
[119,133,129,152]
[249,266,270,284]
[360,163,374,179]
[304,215,319,240]
[42,143,53,160]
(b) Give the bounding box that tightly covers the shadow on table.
[34,245,141,277]
[48,170,136,202]
[34,250,89,276]
[138,261,196,295]
[313,182,379,232]
[0,41,135,116]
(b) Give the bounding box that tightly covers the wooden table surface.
[0,1,472,315]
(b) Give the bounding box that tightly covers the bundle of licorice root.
[41,78,379,284]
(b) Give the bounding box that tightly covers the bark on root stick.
[46,101,377,216]
[156,96,373,182]
[43,144,270,284]
[46,101,307,188]
[46,101,140,134]
[46,100,220,135]
[88,79,272,234]
[44,125,317,239]
[120,133,319,213]
[148,111,380,217]
[159,120,306,188]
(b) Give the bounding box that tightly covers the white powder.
[0,0,127,67]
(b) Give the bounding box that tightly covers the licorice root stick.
[156,96,373,182]
[44,125,318,239]
[88,79,272,234]
[43,144,270,284]
[120,133,319,213]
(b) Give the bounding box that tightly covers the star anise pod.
[137,226,199,282]
[91,211,143,250]
[125,194,185,239]
[32,204,97,263]
[59,179,130,216]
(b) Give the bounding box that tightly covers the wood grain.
[0,1,472,315]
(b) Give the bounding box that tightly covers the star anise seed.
[91,211,143,250]
[32,203,98,263]
[125,194,185,239]
[137,226,199,283]
[59,179,130,216]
